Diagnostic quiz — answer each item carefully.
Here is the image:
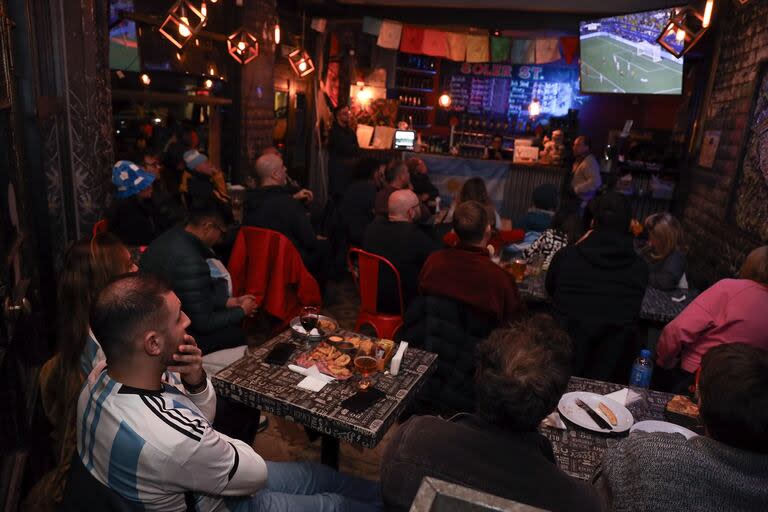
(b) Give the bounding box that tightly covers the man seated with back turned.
[594,343,768,512]
[140,205,257,361]
[78,274,382,511]
[418,200,525,326]
[363,189,441,314]
[374,160,412,218]
[380,315,603,512]
[243,153,328,279]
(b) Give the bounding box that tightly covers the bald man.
[243,154,327,279]
[363,189,441,313]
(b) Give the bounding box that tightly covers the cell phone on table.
[265,342,296,366]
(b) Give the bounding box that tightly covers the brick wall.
[237,0,277,181]
[681,1,768,285]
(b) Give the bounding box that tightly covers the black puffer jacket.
[140,226,245,354]
[401,295,495,416]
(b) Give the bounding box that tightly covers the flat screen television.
[394,130,416,150]
[109,0,140,71]
[580,8,684,95]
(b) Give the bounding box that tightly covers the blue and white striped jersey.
[76,367,267,511]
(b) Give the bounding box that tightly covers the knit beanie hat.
[183,149,208,171]
[112,160,155,199]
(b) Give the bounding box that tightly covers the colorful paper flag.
[510,39,535,63]
[490,36,511,62]
[422,29,448,58]
[560,36,579,65]
[377,20,403,50]
[535,38,561,64]
[466,34,489,63]
[363,17,382,36]
[446,33,467,61]
[400,26,425,54]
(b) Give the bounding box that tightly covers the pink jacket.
[656,279,768,373]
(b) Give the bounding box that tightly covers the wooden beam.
[112,89,233,106]
[119,12,228,42]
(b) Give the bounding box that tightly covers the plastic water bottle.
[629,349,654,389]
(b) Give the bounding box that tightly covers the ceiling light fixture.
[656,6,708,59]
[159,0,205,49]
[227,27,259,64]
[140,73,151,86]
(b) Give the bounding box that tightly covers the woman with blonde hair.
[641,212,687,290]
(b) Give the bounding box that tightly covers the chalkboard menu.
[440,62,581,122]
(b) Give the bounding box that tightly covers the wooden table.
[541,377,677,480]
[517,274,698,324]
[212,328,438,468]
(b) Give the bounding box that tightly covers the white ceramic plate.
[630,420,698,440]
[558,391,634,433]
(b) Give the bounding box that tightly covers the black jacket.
[402,295,495,415]
[242,186,317,261]
[381,414,603,512]
[546,229,648,380]
[140,226,244,354]
[106,196,165,247]
[362,219,441,314]
[340,180,377,246]
[327,122,359,197]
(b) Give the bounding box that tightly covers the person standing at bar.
[327,105,359,200]
[570,135,602,207]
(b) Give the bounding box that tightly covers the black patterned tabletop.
[212,329,438,448]
[517,274,697,324]
[541,377,675,481]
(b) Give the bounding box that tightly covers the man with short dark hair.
[546,192,648,380]
[381,315,603,512]
[78,274,382,511]
[594,343,768,511]
[363,189,440,313]
[418,201,524,325]
[374,160,411,218]
[140,205,257,357]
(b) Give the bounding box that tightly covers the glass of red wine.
[299,306,319,349]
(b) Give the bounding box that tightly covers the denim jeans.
[227,461,382,512]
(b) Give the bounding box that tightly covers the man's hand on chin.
[168,334,207,393]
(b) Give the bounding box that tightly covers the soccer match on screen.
[579,9,684,95]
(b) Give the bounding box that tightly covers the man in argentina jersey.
[77,273,382,511]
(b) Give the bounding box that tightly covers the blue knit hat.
[112,160,155,199]
[183,149,208,171]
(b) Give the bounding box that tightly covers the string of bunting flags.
[363,17,579,65]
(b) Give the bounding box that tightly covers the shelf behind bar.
[396,67,437,76]
[398,105,434,111]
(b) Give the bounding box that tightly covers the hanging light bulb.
[175,51,183,61]
[274,23,281,44]
[178,16,191,37]
[298,61,307,72]
[159,1,205,49]
[140,73,151,86]
[200,1,207,18]
[208,64,216,76]
[675,28,686,42]
[702,0,714,28]
[204,78,213,89]
[529,98,541,118]
[227,27,259,64]
[438,93,452,109]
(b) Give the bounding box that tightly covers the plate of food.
[294,342,353,379]
[558,391,634,433]
[290,315,338,340]
[327,334,364,352]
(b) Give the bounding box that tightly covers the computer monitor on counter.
[394,130,416,150]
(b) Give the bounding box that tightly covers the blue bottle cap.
[640,349,652,359]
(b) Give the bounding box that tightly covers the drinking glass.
[511,258,527,283]
[299,306,319,349]
[354,343,379,392]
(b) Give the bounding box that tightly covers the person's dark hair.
[384,160,407,184]
[459,177,491,205]
[577,135,592,149]
[143,148,162,160]
[590,192,631,233]
[698,343,768,454]
[550,195,583,244]
[475,315,573,430]
[738,246,768,286]
[333,104,349,116]
[453,201,489,245]
[90,274,172,364]
[532,184,559,211]
[186,201,233,228]
[352,158,381,182]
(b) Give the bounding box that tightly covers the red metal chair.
[92,219,108,237]
[347,247,404,339]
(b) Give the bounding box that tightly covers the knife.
[575,398,612,430]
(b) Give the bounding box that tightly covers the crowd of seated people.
[28,126,768,512]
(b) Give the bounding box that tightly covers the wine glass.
[354,342,379,392]
[299,306,319,349]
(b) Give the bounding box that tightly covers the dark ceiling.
[335,0,680,14]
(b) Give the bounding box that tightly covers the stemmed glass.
[299,306,319,349]
[353,342,379,392]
